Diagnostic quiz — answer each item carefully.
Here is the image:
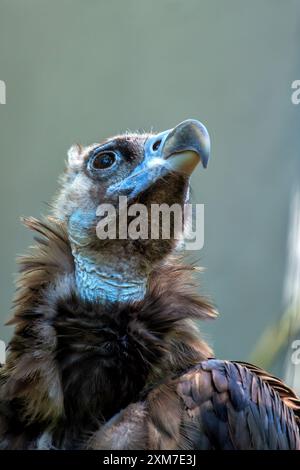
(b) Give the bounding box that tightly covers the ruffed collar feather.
[1,217,300,450]
[1,216,217,435]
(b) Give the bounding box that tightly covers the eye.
[152,138,162,152]
[90,150,117,171]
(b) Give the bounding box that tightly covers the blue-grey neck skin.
[72,249,148,304]
[68,210,149,304]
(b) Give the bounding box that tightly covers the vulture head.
[54,119,210,303]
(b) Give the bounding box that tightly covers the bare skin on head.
[53,120,210,304]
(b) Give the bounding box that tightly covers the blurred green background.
[0,0,300,378]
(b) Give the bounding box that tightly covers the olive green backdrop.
[0,0,300,376]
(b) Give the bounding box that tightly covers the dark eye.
[152,138,161,151]
[90,151,117,170]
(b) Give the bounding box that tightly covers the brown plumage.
[0,120,300,450]
[0,217,214,449]
[91,360,300,450]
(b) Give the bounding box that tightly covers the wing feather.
[175,360,300,449]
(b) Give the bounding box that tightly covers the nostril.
[152,139,161,152]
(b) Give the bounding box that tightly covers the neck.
[71,245,149,304]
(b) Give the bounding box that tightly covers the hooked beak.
[106,119,210,200]
[145,119,210,175]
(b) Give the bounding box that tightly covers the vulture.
[0,119,299,450]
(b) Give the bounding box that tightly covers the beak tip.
[170,119,211,172]
[200,132,211,169]
[144,118,211,176]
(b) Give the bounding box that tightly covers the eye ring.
[89,149,118,171]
